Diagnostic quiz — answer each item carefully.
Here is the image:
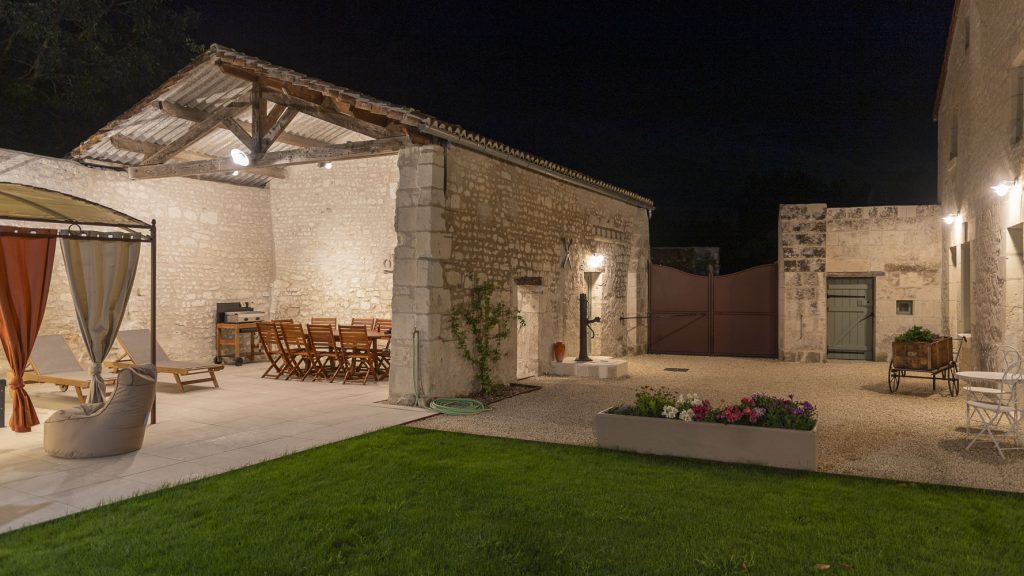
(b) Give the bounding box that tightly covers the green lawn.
[0,427,1021,575]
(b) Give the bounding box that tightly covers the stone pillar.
[778,204,827,362]
[390,145,461,404]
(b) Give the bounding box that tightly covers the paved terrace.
[413,355,1024,493]
[0,365,428,533]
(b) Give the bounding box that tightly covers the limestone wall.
[778,204,827,362]
[779,203,943,362]
[827,206,943,361]
[936,1,1024,370]
[390,145,650,402]
[267,158,399,324]
[0,149,273,364]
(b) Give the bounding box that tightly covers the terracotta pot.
[553,341,566,362]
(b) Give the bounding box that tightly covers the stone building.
[778,204,943,363]
[934,0,1024,370]
[1,45,652,402]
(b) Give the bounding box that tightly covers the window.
[950,111,959,160]
[896,300,913,315]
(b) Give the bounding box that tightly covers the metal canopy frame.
[0,182,158,424]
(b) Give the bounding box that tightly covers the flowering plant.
[611,391,816,431]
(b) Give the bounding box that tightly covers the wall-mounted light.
[942,213,958,225]
[992,180,1016,197]
[318,161,333,170]
[585,253,605,270]
[230,148,250,166]
[230,170,239,176]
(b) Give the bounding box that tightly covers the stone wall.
[0,149,273,364]
[936,1,1024,370]
[827,205,943,361]
[268,158,399,323]
[390,145,650,402]
[779,203,943,362]
[778,204,827,362]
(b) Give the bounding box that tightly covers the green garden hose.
[429,397,488,415]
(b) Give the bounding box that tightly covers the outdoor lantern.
[992,180,1015,197]
[230,148,250,166]
[585,253,605,270]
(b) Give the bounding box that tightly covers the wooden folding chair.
[307,324,347,382]
[279,323,315,380]
[338,325,377,384]
[351,318,375,328]
[311,317,337,326]
[256,322,288,379]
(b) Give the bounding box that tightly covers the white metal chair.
[965,345,1023,459]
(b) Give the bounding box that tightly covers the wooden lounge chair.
[106,329,222,392]
[24,335,117,403]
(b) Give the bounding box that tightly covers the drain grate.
[664,368,689,372]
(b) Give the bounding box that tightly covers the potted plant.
[892,326,952,371]
[595,387,817,471]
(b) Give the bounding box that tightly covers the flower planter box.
[595,408,816,471]
[891,337,953,371]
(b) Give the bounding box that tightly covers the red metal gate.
[649,263,778,358]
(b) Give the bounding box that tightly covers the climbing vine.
[449,276,525,394]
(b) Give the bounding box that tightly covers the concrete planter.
[595,409,816,471]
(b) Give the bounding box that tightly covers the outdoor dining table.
[956,371,1024,390]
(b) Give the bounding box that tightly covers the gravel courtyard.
[412,354,1024,493]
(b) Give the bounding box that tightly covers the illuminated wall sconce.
[992,180,1017,197]
[585,253,605,270]
[318,161,333,170]
[229,148,250,166]
[942,213,958,225]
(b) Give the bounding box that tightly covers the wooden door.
[826,277,874,360]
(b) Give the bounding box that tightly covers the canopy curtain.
[0,235,56,432]
[61,238,140,404]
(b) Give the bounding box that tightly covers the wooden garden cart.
[887,336,964,396]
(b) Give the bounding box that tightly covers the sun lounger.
[105,329,222,392]
[24,335,117,403]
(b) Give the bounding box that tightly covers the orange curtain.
[0,236,56,432]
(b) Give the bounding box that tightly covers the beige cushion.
[43,365,156,459]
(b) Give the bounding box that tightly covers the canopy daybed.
[0,182,156,432]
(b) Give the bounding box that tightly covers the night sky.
[182,0,953,237]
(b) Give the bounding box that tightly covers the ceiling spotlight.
[318,161,333,170]
[942,213,957,225]
[230,148,250,166]
[992,180,1015,197]
[231,170,239,176]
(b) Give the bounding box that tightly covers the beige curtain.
[62,238,140,404]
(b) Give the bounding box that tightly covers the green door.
[827,277,874,360]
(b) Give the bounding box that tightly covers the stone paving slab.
[0,364,429,533]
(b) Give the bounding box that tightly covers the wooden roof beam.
[154,100,333,149]
[142,102,248,165]
[264,91,393,139]
[127,137,407,180]
[111,135,287,179]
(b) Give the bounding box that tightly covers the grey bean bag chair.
[43,364,156,459]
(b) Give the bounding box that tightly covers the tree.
[0,0,201,157]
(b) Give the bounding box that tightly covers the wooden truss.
[119,65,420,184]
